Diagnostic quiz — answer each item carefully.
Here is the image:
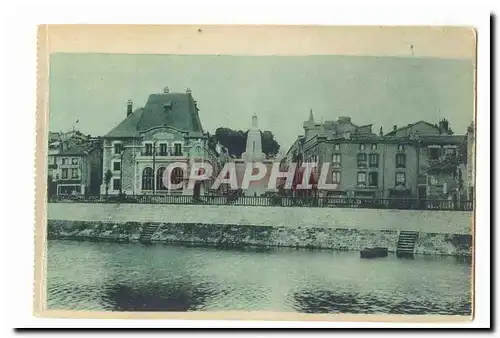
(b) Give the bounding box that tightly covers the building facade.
[51,142,103,196]
[283,112,469,201]
[101,87,224,196]
[47,130,98,197]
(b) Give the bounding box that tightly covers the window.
[445,147,457,155]
[369,153,379,167]
[62,158,68,165]
[113,161,121,171]
[368,172,378,187]
[359,144,366,151]
[157,167,167,190]
[144,143,153,156]
[396,154,406,168]
[396,172,406,186]
[112,178,121,191]
[332,171,341,184]
[357,153,367,168]
[332,154,341,166]
[174,143,183,156]
[159,143,168,156]
[333,144,340,151]
[71,158,79,165]
[371,144,377,151]
[61,168,68,179]
[397,144,405,151]
[142,167,154,190]
[71,168,79,179]
[114,143,123,154]
[357,172,367,185]
[170,167,184,189]
[429,147,440,160]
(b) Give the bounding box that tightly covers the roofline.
[55,145,102,156]
[385,120,438,136]
[316,135,465,145]
[139,125,190,135]
[102,135,139,139]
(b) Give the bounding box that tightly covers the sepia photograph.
[34,25,477,322]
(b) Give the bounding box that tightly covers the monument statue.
[242,114,266,162]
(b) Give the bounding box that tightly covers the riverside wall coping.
[47,203,473,234]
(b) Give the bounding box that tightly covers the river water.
[46,240,472,315]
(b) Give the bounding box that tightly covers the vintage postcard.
[35,25,476,322]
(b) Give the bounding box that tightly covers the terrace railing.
[48,194,474,211]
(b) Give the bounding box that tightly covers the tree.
[261,131,280,158]
[104,169,112,197]
[214,127,281,158]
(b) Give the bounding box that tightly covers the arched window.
[157,167,167,190]
[142,167,154,190]
[171,167,184,189]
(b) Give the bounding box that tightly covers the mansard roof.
[104,92,204,138]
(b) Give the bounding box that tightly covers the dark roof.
[385,120,438,136]
[105,108,144,138]
[104,92,203,138]
[57,145,93,156]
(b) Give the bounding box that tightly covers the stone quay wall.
[46,203,473,256]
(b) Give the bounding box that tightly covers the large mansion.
[101,87,224,196]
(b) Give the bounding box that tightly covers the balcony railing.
[48,194,474,211]
[139,151,184,157]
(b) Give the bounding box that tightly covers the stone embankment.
[47,220,472,256]
[46,202,473,256]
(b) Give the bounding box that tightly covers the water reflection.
[47,240,472,314]
[291,289,471,315]
[104,281,218,312]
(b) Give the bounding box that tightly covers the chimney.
[379,127,383,137]
[439,118,449,134]
[393,125,397,131]
[126,100,133,117]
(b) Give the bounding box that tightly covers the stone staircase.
[139,224,160,244]
[396,230,419,257]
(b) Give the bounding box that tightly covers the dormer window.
[163,101,173,113]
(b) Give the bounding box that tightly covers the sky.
[49,53,474,151]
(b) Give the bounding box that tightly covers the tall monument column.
[242,114,265,162]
